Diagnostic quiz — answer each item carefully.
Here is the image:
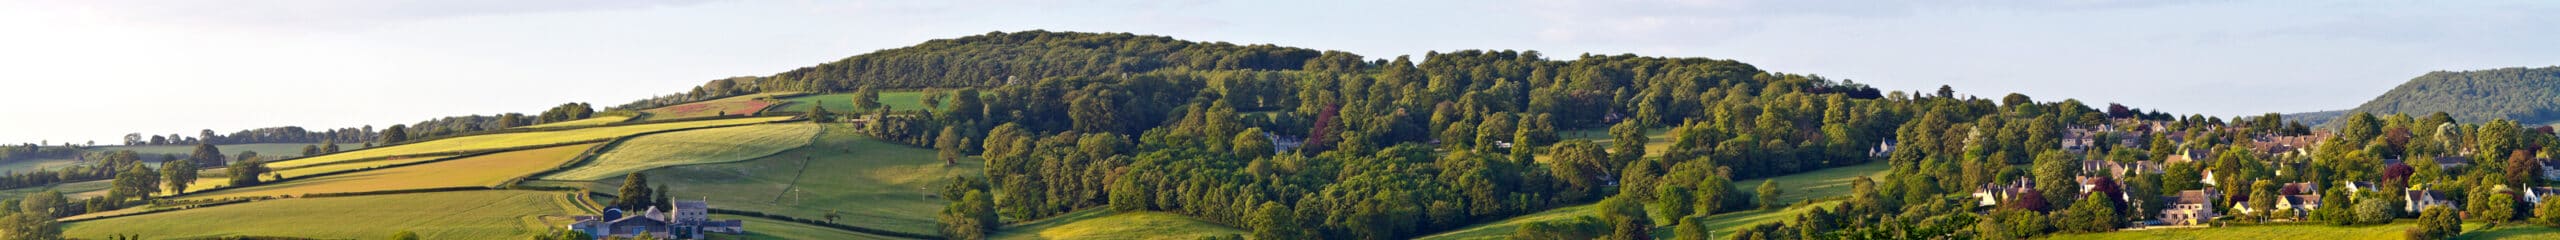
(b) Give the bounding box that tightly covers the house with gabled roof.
[2160,189,2221,225]
[2406,189,2458,212]
[568,198,745,239]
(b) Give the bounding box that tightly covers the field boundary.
[711,208,941,240]
[262,115,790,167]
[520,118,808,181]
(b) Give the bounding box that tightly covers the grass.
[2047,221,2509,240]
[547,123,978,235]
[0,158,92,172]
[2461,225,2560,239]
[774,91,938,114]
[0,179,110,201]
[523,115,634,129]
[181,143,597,200]
[93,143,350,159]
[64,190,591,239]
[540,123,821,181]
[706,214,903,240]
[992,209,1245,240]
[265,116,789,170]
[1415,161,1891,240]
[642,93,792,120]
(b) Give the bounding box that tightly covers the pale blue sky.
[2,0,2555,144]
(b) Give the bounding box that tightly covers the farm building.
[568,199,745,239]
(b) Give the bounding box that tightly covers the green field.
[523,115,634,129]
[550,123,977,235]
[266,116,790,170]
[774,91,938,114]
[0,158,94,173]
[1416,161,1890,240]
[0,179,110,201]
[65,190,591,239]
[992,209,1245,240]
[707,214,903,240]
[541,123,820,181]
[642,93,791,120]
[93,143,348,159]
[183,143,596,200]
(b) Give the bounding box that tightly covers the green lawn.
[541,123,820,181]
[65,190,591,239]
[554,123,978,235]
[182,143,596,200]
[992,209,1245,240]
[2462,225,2560,239]
[94,143,349,159]
[706,214,903,240]
[1415,161,1891,240]
[774,91,939,114]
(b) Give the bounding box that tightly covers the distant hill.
[2282,109,2346,126]
[2324,66,2560,127]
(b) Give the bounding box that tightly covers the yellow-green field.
[0,158,92,173]
[0,179,109,201]
[551,123,975,235]
[266,116,789,170]
[540,123,820,181]
[65,190,590,239]
[1416,161,1890,240]
[993,210,1245,240]
[523,115,634,129]
[183,143,596,200]
[641,93,791,120]
[708,214,903,240]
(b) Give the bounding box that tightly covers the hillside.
[2333,66,2560,126]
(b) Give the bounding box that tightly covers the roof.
[675,200,708,210]
[2436,156,2473,165]
[2281,182,2318,195]
[2174,190,2214,205]
[2286,195,2321,206]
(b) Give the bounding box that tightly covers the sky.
[2,0,2556,145]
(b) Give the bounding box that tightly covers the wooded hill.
[2319,66,2560,127]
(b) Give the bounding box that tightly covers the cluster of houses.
[567,199,746,239]
[1951,120,2560,228]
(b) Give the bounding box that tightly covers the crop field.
[94,143,349,159]
[708,214,903,240]
[265,116,789,170]
[522,115,633,129]
[1416,162,1890,240]
[774,91,939,114]
[557,123,976,235]
[540,123,820,181]
[181,143,596,200]
[641,93,793,120]
[64,190,590,239]
[992,210,1245,240]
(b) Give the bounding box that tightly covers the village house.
[2539,159,2560,181]
[2160,189,2221,225]
[1972,177,2035,207]
[568,199,745,239]
[1869,139,1897,158]
[2405,190,2458,213]
[2433,156,2474,170]
[2338,181,2378,196]
[2526,187,2560,207]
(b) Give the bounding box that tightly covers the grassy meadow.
[641,93,792,120]
[554,123,977,235]
[0,158,94,173]
[1415,161,1891,240]
[707,214,904,240]
[992,209,1245,240]
[265,116,789,170]
[65,190,591,239]
[522,115,634,129]
[540,123,820,181]
[774,91,939,114]
[182,143,596,200]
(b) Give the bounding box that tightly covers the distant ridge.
[2314,66,2560,127]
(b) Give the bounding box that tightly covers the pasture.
[556,123,977,235]
[94,143,348,159]
[264,116,789,170]
[64,190,591,239]
[641,93,791,120]
[181,143,596,200]
[708,214,904,240]
[1415,161,1890,240]
[539,123,820,181]
[992,210,1245,240]
[774,91,940,114]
